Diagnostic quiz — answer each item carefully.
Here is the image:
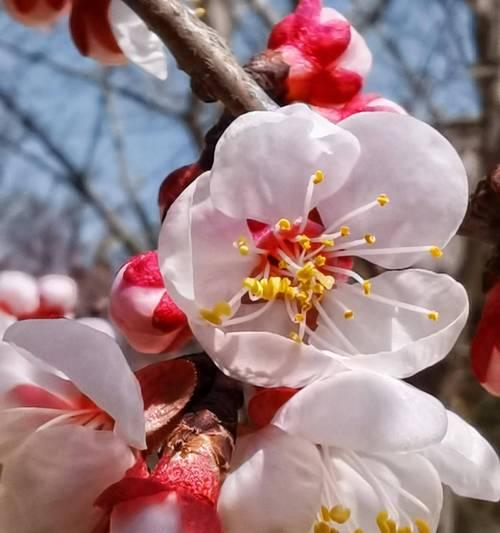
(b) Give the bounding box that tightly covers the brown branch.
[121,0,278,115]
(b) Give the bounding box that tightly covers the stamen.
[344,284,439,319]
[222,300,275,327]
[314,300,358,353]
[199,301,232,325]
[322,265,366,286]
[332,245,444,259]
[377,194,390,206]
[234,236,250,256]
[314,255,327,267]
[320,506,330,522]
[299,170,325,233]
[297,235,312,251]
[313,522,330,533]
[329,237,375,252]
[289,331,302,343]
[364,233,376,245]
[325,197,386,233]
[344,309,354,319]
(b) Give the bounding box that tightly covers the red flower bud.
[109,251,191,354]
[158,162,204,221]
[4,0,68,27]
[268,0,371,107]
[471,282,500,396]
[70,0,127,66]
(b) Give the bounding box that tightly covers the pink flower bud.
[110,251,191,354]
[314,93,407,123]
[471,282,500,396]
[37,274,78,317]
[4,0,69,27]
[268,0,372,107]
[0,271,39,318]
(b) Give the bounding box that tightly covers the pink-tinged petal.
[319,112,468,269]
[0,311,16,338]
[273,371,448,453]
[324,451,442,533]
[37,274,78,316]
[219,426,322,533]
[109,0,167,79]
[0,271,39,317]
[0,425,134,533]
[209,104,360,224]
[311,269,468,378]
[0,341,78,408]
[423,410,500,501]
[0,407,63,459]
[4,319,145,449]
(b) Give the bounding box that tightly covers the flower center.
[199,170,443,349]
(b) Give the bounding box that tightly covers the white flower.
[159,104,469,387]
[0,271,39,318]
[109,0,168,80]
[0,319,145,532]
[218,371,500,533]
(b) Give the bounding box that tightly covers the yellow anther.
[322,239,335,247]
[340,225,350,237]
[427,311,439,321]
[279,277,291,292]
[277,218,292,231]
[429,246,443,258]
[298,235,312,251]
[415,519,431,533]
[314,522,330,533]
[194,6,206,17]
[329,505,351,524]
[289,331,302,344]
[297,262,316,283]
[296,291,309,305]
[316,272,335,290]
[313,170,325,185]
[285,286,298,300]
[261,277,282,300]
[363,281,372,295]
[397,528,412,533]
[302,301,313,312]
[313,283,325,296]
[238,245,249,255]
[315,255,327,267]
[353,530,365,533]
[376,511,390,533]
[294,313,305,323]
[199,301,231,326]
[343,310,354,320]
[243,277,263,298]
[320,506,330,522]
[364,233,377,245]
[278,260,288,269]
[387,519,397,533]
[377,193,390,206]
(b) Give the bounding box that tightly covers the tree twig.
[122,0,278,115]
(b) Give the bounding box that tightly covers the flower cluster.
[1,1,500,533]
[0,271,78,334]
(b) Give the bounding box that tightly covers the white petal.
[109,0,167,80]
[218,426,322,533]
[162,171,257,313]
[323,450,442,532]
[192,317,345,388]
[77,317,116,338]
[0,311,15,339]
[0,271,39,316]
[273,371,448,453]
[423,410,500,501]
[311,269,468,378]
[318,112,468,268]
[0,425,134,533]
[210,104,360,223]
[4,319,145,449]
[111,493,180,533]
[0,340,77,408]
